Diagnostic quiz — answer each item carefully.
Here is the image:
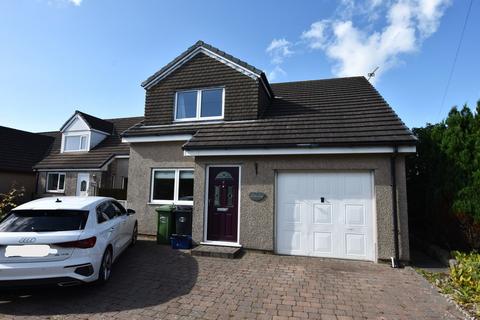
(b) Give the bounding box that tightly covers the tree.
[407,101,480,250]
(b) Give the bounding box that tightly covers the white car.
[0,196,138,287]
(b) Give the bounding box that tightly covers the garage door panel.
[345,233,367,256]
[281,203,302,224]
[277,171,375,261]
[313,204,332,224]
[278,230,302,253]
[313,232,333,254]
[345,204,365,226]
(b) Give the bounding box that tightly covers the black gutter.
[391,145,400,268]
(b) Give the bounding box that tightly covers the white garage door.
[276,171,375,261]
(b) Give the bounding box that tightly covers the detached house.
[122,41,417,262]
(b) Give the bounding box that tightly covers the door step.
[191,245,242,259]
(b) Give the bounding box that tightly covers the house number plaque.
[249,192,266,202]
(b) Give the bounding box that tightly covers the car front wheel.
[97,248,112,284]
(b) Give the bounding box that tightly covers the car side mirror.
[127,209,136,215]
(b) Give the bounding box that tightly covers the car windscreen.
[0,210,89,232]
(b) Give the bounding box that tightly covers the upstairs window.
[64,135,88,152]
[175,88,224,121]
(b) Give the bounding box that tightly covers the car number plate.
[5,245,52,258]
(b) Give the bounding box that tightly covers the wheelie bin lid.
[174,205,193,213]
[155,204,175,213]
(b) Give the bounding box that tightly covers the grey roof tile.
[0,126,54,173]
[34,116,143,170]
[124,76,416,149]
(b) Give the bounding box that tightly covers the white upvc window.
[46,172,66,193]
[174,87,224,121]
[64,135,88,152]
[150,169,194,205]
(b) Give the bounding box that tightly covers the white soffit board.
[183,146,416,156]
[122,134,193,143]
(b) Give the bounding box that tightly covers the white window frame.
[63,134,88,152]
[174,87,225,122]
[46,172,66,193]
[150,168,194,205]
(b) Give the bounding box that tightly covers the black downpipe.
[391,146,400,268]
[34,171,39,199]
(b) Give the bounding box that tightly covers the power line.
[438,0,474,119]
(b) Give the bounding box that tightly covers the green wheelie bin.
[156,205,175,244]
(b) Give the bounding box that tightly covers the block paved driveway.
[0,240,464,320]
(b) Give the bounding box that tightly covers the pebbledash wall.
[35,159,130,198]
[127,142,195,235]
[36,170,102,198]
[127,142,409,261]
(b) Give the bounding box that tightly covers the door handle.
[110,227,116,231]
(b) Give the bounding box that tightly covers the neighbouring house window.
[46,172,66,192]
[151,169,194,204]
[111,175,116,188]
[64,135,88,152]
[175,88,224,121]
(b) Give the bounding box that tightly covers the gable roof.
[34,116,143,170]
[60,110,115,134]
[0,126,54,173]
[141,40,274,97]
[123,77,416,150]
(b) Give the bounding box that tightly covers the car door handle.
[110,227,116,231]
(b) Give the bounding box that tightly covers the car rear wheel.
[97,248,112,284]
[130,223,138,247]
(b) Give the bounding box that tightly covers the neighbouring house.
[32,111,143,201]
[122,40,417,262]
[0,126,54,202]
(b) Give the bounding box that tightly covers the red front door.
[206,166,239,242]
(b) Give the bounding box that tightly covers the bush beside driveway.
[0,240,464,319]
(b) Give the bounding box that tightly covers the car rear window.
[0,210,89,232]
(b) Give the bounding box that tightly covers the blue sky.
[0,0,478,132]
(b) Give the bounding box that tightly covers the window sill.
[173,117,224,123]
[148,201,193,206]
[46,190,65,194]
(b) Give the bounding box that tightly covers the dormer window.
[64,135,88,152]
[175,88,224,121]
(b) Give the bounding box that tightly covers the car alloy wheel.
[99,248,112,283]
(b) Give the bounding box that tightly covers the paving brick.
[0,240,464,320]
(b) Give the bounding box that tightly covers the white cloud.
[300,0,450,82]
[266,38,293,64]
[301,21,330,49]
[47,0,82,6]
[268,66,287,81]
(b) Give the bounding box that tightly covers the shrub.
[0,186,25,218]
[419,251,480,317]
[450,251,480,307]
